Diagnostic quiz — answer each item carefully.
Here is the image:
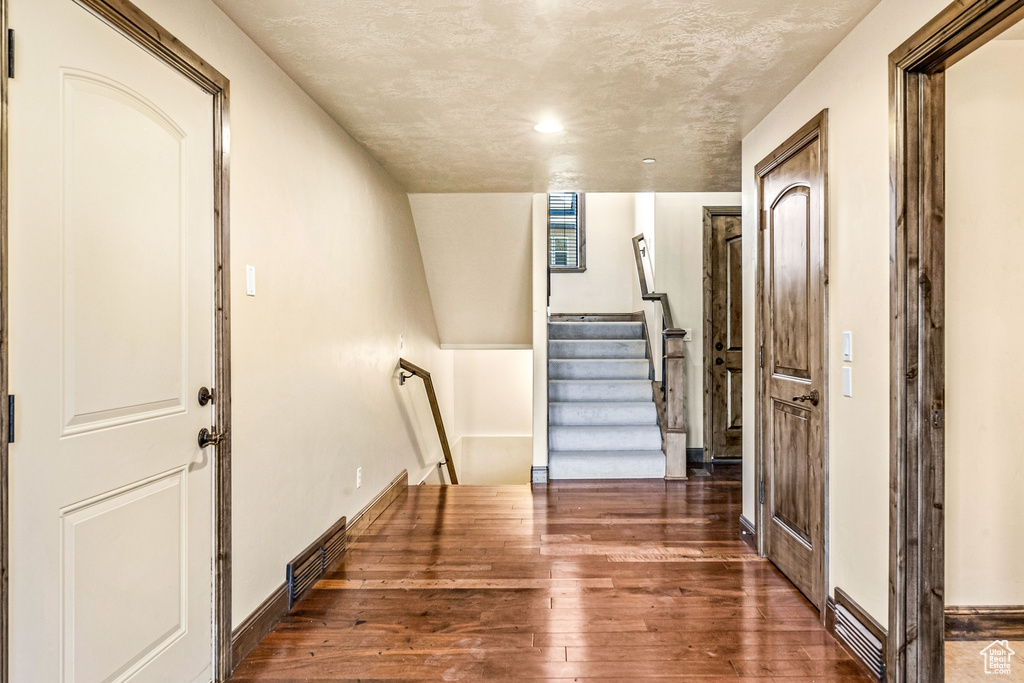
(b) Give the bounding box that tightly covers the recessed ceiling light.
[641,158,657,164]
[534,120,564,133]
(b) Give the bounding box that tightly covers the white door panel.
[62,70,188,434]
[61,468,188,682]
[9,0,216,680]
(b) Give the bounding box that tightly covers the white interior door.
[8,0,216,680]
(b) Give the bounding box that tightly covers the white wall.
[741,0,952,622]
[454,350,533,437]
[409,194,533,347]
[406,193,537,483]
[945,39,1024,606]
[655,193,742,447]
[550,193,637,314]
[451,350,533,485]
[128,0,455,628]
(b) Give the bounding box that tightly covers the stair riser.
[549,452,666,480]
[549,426,663,451]
[549,403,657,426]
[549,322,643,340]
[548,340,647,360]
[549,360,649,380]
[548,381,653,402]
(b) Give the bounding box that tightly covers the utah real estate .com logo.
[980,640,1015,675]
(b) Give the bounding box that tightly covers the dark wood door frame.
[753,110,829,616]
[702,205,742,464]
[888,2,1024,680]
[0,0,233,679]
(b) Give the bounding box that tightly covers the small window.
[548,192,586,272]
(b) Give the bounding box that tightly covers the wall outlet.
[356,467,362,488]
[843,367,853,397]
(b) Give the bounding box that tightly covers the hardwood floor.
[230,465,870,681]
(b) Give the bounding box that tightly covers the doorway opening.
[889,1,1024,680]
[702,206,743,465]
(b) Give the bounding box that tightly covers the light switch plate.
[681,328,693,341]
[843,366,853,397]
[842,331,853,362]
[246,265,256,297]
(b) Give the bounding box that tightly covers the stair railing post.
[663,328,688,480]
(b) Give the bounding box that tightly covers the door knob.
[792,389,820,406]
[198,427,223,448]
[715,358,724,365]
[197,386,214,406]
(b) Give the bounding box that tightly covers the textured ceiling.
[213,0,881,192]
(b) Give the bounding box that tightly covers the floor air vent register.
[829,588,886,681]
[286,515,347,608]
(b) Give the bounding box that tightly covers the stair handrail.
[631,234,688,480]
[632,234,674,329]
[398,358,459,485]
[632,234,679,389]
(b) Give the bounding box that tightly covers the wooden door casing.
[755,111,828,613]
[703,207,743,462]
[888,3,1024,680]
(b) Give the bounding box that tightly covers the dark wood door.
[756,113,827,611]
[706,209,743,460]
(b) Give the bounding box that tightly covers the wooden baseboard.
[347,470,409,541]
[945,606,1024,641]
[826,587,887,681]
[738,515,756,552]
[230,583,287,667]
[230,469,409,671]
[686,447,704,464]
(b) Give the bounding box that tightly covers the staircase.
[548,318,666,479]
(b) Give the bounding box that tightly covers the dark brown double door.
[756,112,828,610]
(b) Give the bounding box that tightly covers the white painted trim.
[532,194,550,470]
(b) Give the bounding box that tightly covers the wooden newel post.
[663,329,688,480]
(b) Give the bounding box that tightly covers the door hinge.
[7,395,14,443]
[932,409,944,430]
[7,29,13,79]
[759,480,765,505]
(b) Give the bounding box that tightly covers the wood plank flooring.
[230,465,870,681]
